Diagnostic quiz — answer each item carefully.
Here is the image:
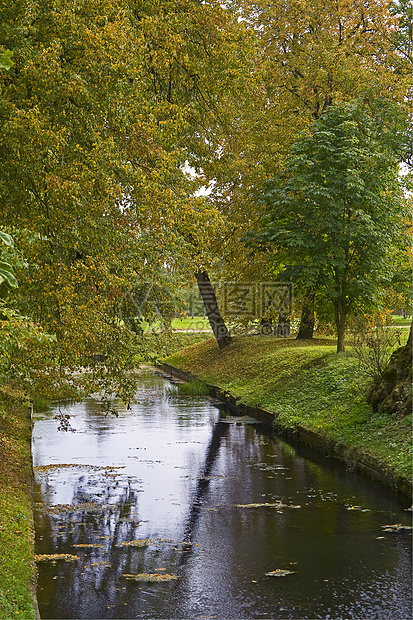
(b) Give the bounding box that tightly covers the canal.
[32,369,412,619]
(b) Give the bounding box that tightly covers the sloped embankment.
[0,400,38,619]
[164,336,412,498]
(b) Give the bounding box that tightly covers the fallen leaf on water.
[381,524,412,532]
[117,538,177,548]
[235,502,301,509]
[34,464,126,472]
[265,569,295,577]
[35,554,79,562]
[116,540,149,548]
[91,561,111,567]
[122,573,178,582]
[37,502,104,514]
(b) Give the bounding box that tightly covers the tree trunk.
[336,320,345,353]
[334,300,346,353]
[296,289,315,339]
[196,271,232,350]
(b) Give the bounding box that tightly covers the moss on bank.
[0,400,37,619]
[166,336,412,486]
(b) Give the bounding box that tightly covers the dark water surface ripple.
[33,370,412,620]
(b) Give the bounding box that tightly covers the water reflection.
[33,370,412,619]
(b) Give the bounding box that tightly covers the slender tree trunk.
[333,266,348,352]
[334,301,346,353]
[296,289,315,340]
[336,320,346,352]
[196,270,232,350]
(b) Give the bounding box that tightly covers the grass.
[168,379,210,397]
[135,331,211,365]
[172,317,210,331]
[140,316,210,333]
[166,335,412,483]
[0,400,37,619]
[390,314,412,327]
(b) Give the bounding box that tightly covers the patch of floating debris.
[235,502,301,509]
[381,524,412,532]
[122,573,178,582]
[265,569,295,577]
[35,554,79,563]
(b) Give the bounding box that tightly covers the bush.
[349,318,402,382]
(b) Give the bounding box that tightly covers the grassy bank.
[166,335,412,486]
[0,400,37,619]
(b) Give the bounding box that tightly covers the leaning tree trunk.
[196,271,232,350]
[296,289,315,340]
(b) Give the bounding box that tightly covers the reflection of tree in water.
[34,399,413,620]
[35,417,230,618]
[35,468,149,618]
[180,420,228,551]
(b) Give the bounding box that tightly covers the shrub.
[349,317,402,382]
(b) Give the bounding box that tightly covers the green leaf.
[0,50,14,71]
[0,268,18,288]
[0,231,13,247]
[0,261,14,271]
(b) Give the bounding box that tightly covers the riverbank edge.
[0,399,40,620]
[158,362,412,500]
[29,404,42,620]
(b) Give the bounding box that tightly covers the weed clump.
[168,379,210,397]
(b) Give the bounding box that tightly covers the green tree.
[0,0,230,398]
[252,100,411,353]
[162,0,411,340]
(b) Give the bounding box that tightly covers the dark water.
[33,370,412,620]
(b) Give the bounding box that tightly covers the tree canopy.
[0,0,234,401]
[0,0,411,401]
[250,100,412,352]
